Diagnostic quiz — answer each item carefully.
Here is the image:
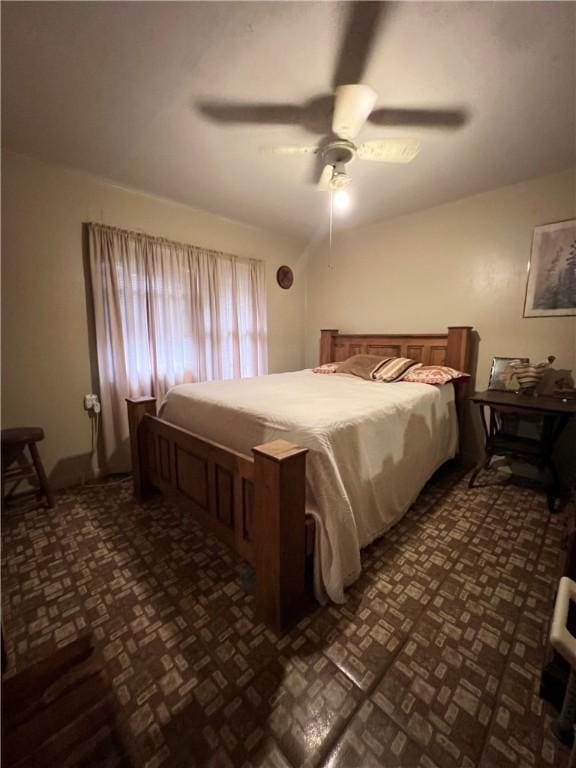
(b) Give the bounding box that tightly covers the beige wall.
[305,169,576,376]
[1,150,306,487]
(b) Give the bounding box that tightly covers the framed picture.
[524,219,576,317]
[488,357,529,391]
[276,265,294,290]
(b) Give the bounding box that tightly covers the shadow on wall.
[0,447,94,497]
[106,438,132,475]
[47,440,132,490]
[49,452,95,490]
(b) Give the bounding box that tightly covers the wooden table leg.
[469,403,492,488]
[543,414,572,514]
[468,453,493,488]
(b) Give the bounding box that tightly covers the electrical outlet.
[84,394,100,410]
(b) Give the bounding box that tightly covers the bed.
[126,326,472,633]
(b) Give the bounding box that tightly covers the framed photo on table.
[524,219,576,317]
[488,357,529,391]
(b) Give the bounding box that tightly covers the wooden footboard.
[126,397,311,633]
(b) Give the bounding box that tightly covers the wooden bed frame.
[126,326,472,634]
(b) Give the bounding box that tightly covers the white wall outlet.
[84,393,100,410]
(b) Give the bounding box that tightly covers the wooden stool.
[1,427,54,508]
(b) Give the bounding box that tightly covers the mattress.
[159,369,458,603]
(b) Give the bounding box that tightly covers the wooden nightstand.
[469,389,576,512]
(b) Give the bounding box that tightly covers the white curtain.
[88,223,268,472]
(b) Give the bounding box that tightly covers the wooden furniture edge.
[126,396,157,502]
[126,401,309,633]
[252,440,308,631]
[319,329,339,365]
[320,326,473,371]
[471,390,576,415]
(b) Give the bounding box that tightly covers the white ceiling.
[2,1,575,240]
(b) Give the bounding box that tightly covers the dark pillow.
[336,355,392,380]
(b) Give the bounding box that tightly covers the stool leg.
[28,442,54,508]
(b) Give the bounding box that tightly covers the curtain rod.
[86,222,264,265]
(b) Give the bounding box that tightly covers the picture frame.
[276,265,294,290]
[488,357,529,391]
[523,219,576,317]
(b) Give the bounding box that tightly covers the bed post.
[446,326,472,372]
[126,396,157,502]
[320,329,339,364]
[446,327,473,457]
[252,440,308,634]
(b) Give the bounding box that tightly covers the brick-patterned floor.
[1,467,572,767]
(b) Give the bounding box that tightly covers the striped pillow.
[371,358,421,383]
[509,360,550,390]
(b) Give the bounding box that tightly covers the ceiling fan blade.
[332,2,386,89]
[262,145,319,156]
[308,148,328,187]
[317,164,334,191]
[357,139,420,163]
[369,107,468,129]
[332,84,378,141]
[198,101,303,126]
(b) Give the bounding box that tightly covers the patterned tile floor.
[1,467,573,768]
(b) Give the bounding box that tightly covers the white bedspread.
[159,370,457,603]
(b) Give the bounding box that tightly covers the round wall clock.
[276,265,294,289]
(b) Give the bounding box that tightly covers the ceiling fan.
[199,2,467,193]
[267,83,421,191]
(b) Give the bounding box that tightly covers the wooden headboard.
[319,326,473,373]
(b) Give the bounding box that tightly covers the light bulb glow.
[334,189,350,211]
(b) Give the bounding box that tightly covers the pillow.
[499,360,526,392]
[371,357,421,383]
[336,354,391,380]
[508,359,550,391]
[401,365,470,385]
[312,363,339,374]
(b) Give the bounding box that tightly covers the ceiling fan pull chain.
[329,188,334,253]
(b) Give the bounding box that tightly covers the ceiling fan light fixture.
[330,170,351,190]
[334,188,350,211]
